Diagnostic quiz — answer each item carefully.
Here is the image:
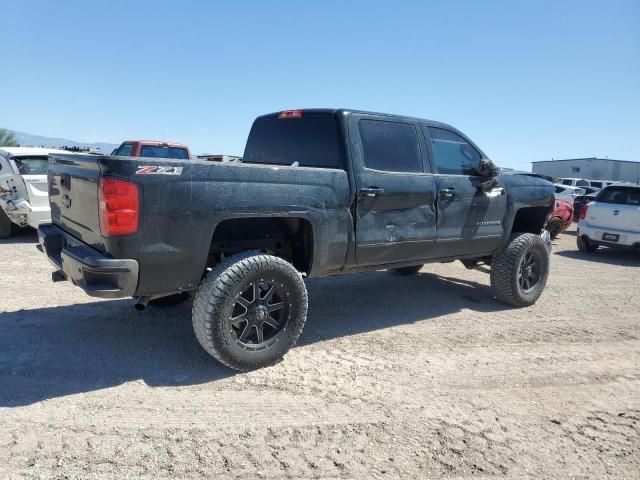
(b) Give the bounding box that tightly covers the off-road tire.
[490,233,550,307]
[577,236,598,253]
[0,209,13,239]
[192,252,308,371]
[392,265,424,275]
[545,217,563,240]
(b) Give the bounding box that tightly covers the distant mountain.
[8,129,119,154]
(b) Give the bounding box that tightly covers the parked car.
[545,200,573,239]
[573,192,598,221]
[0,147,80,238]
[554,184,586,202]
[112,140,191,160]
[558,177,590,188]
[577,183,640,252]
[38,108,554,371]
[588,180,616,189]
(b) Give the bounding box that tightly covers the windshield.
[243,116,344,169]
[597,186,640,205]
[13,156,49,175]
[140,145,190,160]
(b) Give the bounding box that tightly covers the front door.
[424,125,506,256]
[350,116,438,266]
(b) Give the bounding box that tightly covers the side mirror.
[476,158,498,177]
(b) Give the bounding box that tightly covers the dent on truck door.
[351,117,437,266]
[426,126,506,256]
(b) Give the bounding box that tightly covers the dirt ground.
[1,225,639,479]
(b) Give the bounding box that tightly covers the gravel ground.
[1,226,639,479]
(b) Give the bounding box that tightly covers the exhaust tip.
[134,296,151,311]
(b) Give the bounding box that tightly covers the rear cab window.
[597,186,640,205]
[140,145,190,160]
[243,114,345,169]
[13,156,49,175]
[358,119,422,173]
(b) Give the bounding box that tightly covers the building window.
[571,166,580,173]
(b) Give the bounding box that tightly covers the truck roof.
[256,108,459,131]
[122,140,189,148]
[0,147,81,156]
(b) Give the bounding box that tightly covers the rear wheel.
[0,209,13,239]
[545,217,563,240]
[577,236,598,253]
[192,252,308,371]
[490,233,550,307]
[392,265,424,276]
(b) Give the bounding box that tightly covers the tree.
[0,128,18,147]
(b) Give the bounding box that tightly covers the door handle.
[359,187,384,198]
[439,187,456,199]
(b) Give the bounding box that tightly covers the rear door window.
[427,127,480,175]
[13,156,49,175]
[598,187,640,205]
[358,119,422,173]
[561,179,572,185]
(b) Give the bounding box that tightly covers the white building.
[532,157,640,184]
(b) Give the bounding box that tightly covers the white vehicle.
[0,147,77,238]
[553,184,585,202]
[558,177,590,188]
[577,183,640,252]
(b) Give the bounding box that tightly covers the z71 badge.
[136,166,183,175]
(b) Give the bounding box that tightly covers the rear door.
[587,186,640,232]
[424,126,506,256]
[349,114,438,266]
[12,156,50,211]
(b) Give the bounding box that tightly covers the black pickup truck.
[38,109,554,371]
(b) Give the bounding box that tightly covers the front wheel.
[490,233,550,307]
[545,217,563,240]
[0,209,13,239]
[192,252,308,371]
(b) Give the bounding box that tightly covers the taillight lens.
[99,177,139,236]
[580,204,588,220]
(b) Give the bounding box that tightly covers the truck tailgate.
[48,154,104,251]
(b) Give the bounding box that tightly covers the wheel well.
[511,206,550,234]
[207,217,313,274]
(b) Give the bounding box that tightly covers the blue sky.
[1,0,638,170]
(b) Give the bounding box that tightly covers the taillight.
[278,109,303,119]
[99,177,139,236]
[580,204,588,220]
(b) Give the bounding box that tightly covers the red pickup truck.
[112,140,191,160]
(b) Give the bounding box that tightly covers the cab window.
[358,119,422,173]
[114,143,134,156]
[428,127,481,175]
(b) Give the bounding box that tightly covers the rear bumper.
[37,224,139,298]
[578,222,640,249]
